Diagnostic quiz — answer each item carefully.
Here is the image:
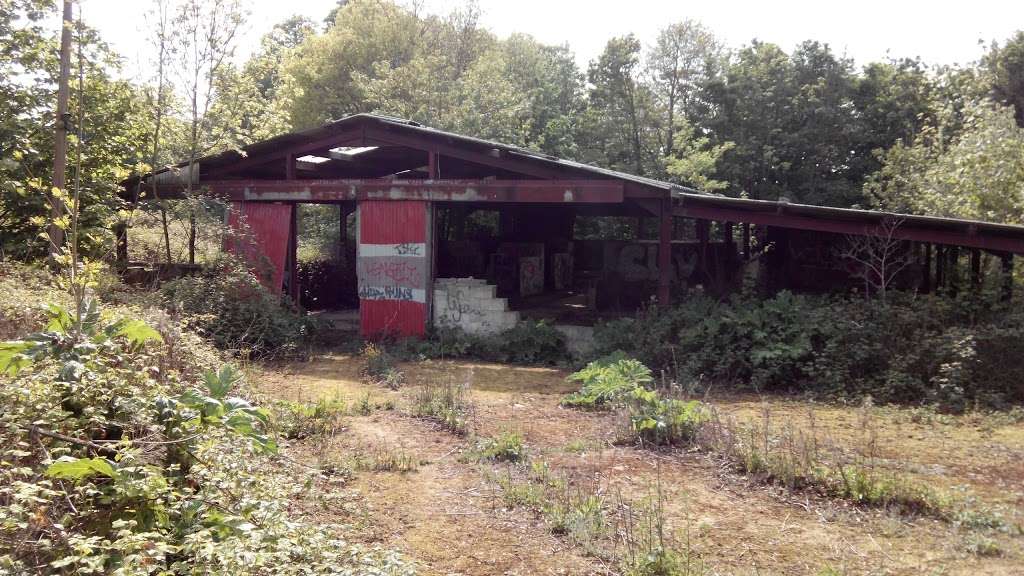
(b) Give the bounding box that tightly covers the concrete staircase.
[433,278,520,335]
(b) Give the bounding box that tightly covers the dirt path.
[256,355,1023,575]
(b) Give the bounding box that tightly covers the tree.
[839,217,911,304]
[1,2,150,260]
[282,0,422,128]
[646,20,719,157]
[582,35,660,176]
[664,119,733,191]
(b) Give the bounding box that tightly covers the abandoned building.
[122,113,1024,339]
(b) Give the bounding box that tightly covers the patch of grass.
[465,430,527,463]
[351,448,420,473]
[563,438,590,454]
[408,380,472,435]
[962,533,1003,557]
[272,397,347,439]
[696,405,1011,527]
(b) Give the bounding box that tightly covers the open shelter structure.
[123,113,1024,339]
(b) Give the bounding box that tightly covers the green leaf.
[45,456,119,481]
[111,319,163,349]
[0,341,36,376]
[44,304,72,334]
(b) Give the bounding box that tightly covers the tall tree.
[173,0,245,264]
[583,35,659,176]
[646,20,719,156]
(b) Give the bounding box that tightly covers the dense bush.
[0,298,409,574]
[160,257,320,358]
[297,258,357,310]
[592,291,1024,411]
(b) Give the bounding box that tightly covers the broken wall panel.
[225,201,294,294]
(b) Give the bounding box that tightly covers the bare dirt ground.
[256,354,1024,575]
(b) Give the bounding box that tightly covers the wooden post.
[948,246,960,296]
[935,245,945,290]
[742,223,751,260]
[427,150,438,179]
[285,153,296,181]
[970,248,981,289]
[696,219,710,281]
[1002,253,1014,302]
[657,199,672,307]
[921,243,932,294]
[114,221,128,268]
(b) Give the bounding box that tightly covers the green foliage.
[492,320,569,364]
[361,342,405,388]
[562,352,654,410]
[160,256,318,358]
[866,100,1024,224]
[0,288,410,574]
[592,291,1024,411]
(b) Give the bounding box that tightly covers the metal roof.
[129,112,1024,247]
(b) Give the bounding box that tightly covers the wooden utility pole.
[49,0,73,257]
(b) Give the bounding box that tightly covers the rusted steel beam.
[674,204,1024,255]
[196,179,625,204]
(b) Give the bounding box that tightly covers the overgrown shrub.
[0,298,409,574]
[160,256,319,358]
[592,291,1024,411]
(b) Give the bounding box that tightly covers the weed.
[618,483,705,576]
[408,380,472,435]
[564,439,590,454]
[362,342,406,389]
[465,430,527,463]
[628,388,709,447]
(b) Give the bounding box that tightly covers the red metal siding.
[226,201,293,294]
[358,200,429,338]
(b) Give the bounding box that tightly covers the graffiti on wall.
[357,242,428,303]
[437,286,484,324]
[520,256,544,296]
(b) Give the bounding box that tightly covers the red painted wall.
[358,200,430,338]
[226,201,293,294]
